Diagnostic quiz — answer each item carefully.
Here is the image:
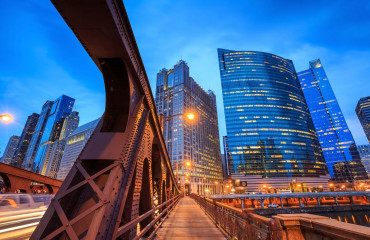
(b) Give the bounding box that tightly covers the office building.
[155,60,223,194]
[298,59,368,182]
[10,113,40,167]
[356,96,370,144]
[23,101,54,170]
[358,145,370,177]
[57,118,99,180]
[218,49,329,192]
[23,95,75,173]
[1,135,20,164]
[222,136,230,179]
[43,111,80,178]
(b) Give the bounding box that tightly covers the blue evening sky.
[1,0,370,154]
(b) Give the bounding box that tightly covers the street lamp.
[0,114,12,122]
[160,112,196,126]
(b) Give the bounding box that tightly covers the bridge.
[0,162,62,194]
[16,0,370,239]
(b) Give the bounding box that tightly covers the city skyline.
[1,1,370,153]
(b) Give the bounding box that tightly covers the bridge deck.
[154,197,226,240]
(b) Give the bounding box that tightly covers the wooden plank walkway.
[154,197,227,240]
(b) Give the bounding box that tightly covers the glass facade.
[23,101,54,170]
[1,135,20,164]
[356,96,370,144]
[27,95,75,173]
[298,59,368,182]
[11,113,40,167]
[218,49,328,179]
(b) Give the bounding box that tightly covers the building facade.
[57,118,99,180]
[155,60,223,195]
[43,111,80,178]
[358,145,370,178]
[23,95,75,173]
[11,113,39,167]
[298,59,368,182]
[23,101,54,170]
[222,136,230,179]
[218,49,329,192]
[1,135,20,164]
[356,96,370,144]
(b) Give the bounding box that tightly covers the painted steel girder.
[30,0,179,239]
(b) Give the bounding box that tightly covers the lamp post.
[0,114,12,122]
[159,112,195,192]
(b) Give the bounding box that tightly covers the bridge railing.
[191,194,280,240]
[117,194,181,239]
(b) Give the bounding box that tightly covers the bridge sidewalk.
[154,197,227,240]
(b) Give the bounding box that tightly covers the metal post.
[280,198,284,208]
[241,199,244,209]
[298,198,303,207]
[259,199,265,209]
[316,197,321,206]
[350,196,355,205]
[334,197,339,206]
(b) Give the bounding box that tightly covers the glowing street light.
[0,114,12,122]
[185,161,191,167]
[186,113,195,120]
[329,183,334,187]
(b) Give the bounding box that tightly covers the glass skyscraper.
[356,96,370,144]
[11,113,39,167]
[23,95,75,173]
[298,59,368,182]
[218,49,329,191]
[1,135,20,164]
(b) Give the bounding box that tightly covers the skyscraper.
[23,101,54,170]
[222,136,230,179]
[1,135,20,164]
[23,95,75,173]
[356,96,370,144]
[11,113,39,167]
[358,145,370,178]
[44,111,80,178]
[155,60,223,195]
[57,118,100,180]
[218,49,329,192]
[298,59,368,182]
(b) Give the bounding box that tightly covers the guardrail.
[117,194,182,239]
[191,194,370,240]
[191,194,280,240]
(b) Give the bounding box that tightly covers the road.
[0,207,46,240]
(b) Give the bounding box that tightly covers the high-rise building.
[298,59,368,182]
[218,49,329,192]
[23,95,75,173]
[358,145,370,178]
[43,111,80,178]
[1,135,20,164]
[356,96,370,144]
[59,111,80,140]
[11,113,39,167]
[222,136,230,179]
[57,118,100,180]
[23,101,54,170]
[155,60,223,195]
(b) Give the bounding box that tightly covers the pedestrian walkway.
[154,197,227,240]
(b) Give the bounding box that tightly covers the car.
[268,203,279,208]
[0,194,53,210]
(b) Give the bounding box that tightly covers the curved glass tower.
[218,49,328,180]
